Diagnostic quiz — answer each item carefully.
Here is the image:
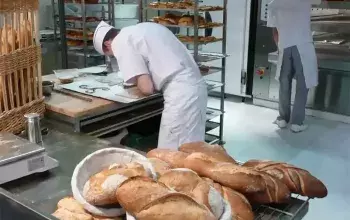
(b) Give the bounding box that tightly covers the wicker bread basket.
[0,0,45,134]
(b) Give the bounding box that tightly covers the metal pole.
[193,0,199,62]
[58,0,68,68]
[219,0,228,144]
[82,0,87,67]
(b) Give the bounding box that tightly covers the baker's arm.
[114,41,155,96]
[135,74,154,95]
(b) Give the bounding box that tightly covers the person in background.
[93,21,207,149]
[268,0,319,132]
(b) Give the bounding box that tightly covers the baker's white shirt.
[111,22,201,91]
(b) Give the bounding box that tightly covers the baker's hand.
[273,28,278,46]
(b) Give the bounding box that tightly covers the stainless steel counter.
[0,121,310,220]
[0,121,129,219]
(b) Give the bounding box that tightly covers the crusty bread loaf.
[53,208,92,220]
[57,197,87,214]
[146,149,189,168]
[52,197,122,220]
[136,193,216,220]
[116,176,215,220]
[222,187,254,220]
[116,176,171,215]
[148,158,171,178]
[184,153,265,193]
[83,162,149,205]
[243,160,328,198]
[202,178,254,220]
[245,172,290,204]
[179,142,237,164]
[158,169,225,218]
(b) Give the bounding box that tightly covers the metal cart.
[53,0,115,68]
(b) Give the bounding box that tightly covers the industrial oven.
[247,1,350,119]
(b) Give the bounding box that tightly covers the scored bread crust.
[136,193,216,220]
[146,149,189,168]
[179,142,237,164]
[115,176,171,215]
[158,169,225,218]
[83,162,149,205]
[184,153,265,193]
[245,173,291,204]
[243,160,328,198]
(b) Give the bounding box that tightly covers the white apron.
[267,0,319,89]
[157,77,207,150]
[275,43,318,89]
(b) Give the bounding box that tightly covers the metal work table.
[0,120,310,220]
[0,121,132,219]
[43,74,164,137]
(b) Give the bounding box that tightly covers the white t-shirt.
[267,0,313,49]
[111,22,201,91]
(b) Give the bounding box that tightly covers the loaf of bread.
[148,158,171,178]
[53,208,92,220]
[184,153,265,193]
[245,172,291,204]
[179,142,237,164]
[83,162,149,205]
[243,160,328,198]
[222,187,254,220]
[116,176,215,220]
[52,197,122,220]
[146,149,189,168]
[136,193,216,220]
[203,178,254,220]
[115,176,171,215]
[158,169,226,218]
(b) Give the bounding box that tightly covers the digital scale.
[0,133,59,185]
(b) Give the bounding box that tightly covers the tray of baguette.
[52,142,326,220]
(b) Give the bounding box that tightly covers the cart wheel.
[242,97,246,102]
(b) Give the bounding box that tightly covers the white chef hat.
[93,21,114,55]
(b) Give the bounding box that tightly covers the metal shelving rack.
[140,0,228,144]
[54,0,115,68]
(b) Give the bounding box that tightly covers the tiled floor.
[208,97,350,220]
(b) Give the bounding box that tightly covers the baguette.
[158,169,225,218]
[136,193,216,220]
[184,153,265,193]
[83,162,149,205]
[203,178,254,220]
[115,176,171,215]
[245,173,290,204]
[146,149,189,168]
[179,142,237,164]
[148,158,171,178]
[243,160,328,198]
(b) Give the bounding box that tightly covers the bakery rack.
[253,195,310,220]
[53,0,115,68]
[140,0,228,144]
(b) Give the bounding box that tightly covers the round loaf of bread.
[71,148,157,217]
